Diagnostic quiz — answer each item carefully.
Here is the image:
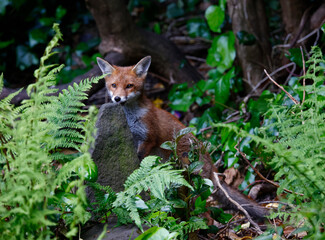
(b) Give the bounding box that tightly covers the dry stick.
[212,172,263,235]
[234,143,279,189]
[234,143,304,197]
[264,69,300,105]
[247,62,295,96]
[300,46,306,104]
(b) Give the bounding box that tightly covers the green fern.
[0,24,100,239]
[113,156,193,230]
[88,182,117,221]
[214,46,325,238]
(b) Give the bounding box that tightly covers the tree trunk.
[280,0,325,47]
[84,0,202,86]
[227,0,272,92]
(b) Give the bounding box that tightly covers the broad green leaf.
[208,207,232,224]
[177,127,195,138]
[56,5,67,19]
[135,226,174,240]
[205,5,224,33]
[187,18,211,39]
[196,79,216,92]
[169,91,194,112]
[215,67,235,105]
[206,31,236,72]
[188,161,204,174]
[285,48,305,68]
[153,23,161,34]
[79,159,98,182]
[191,196,207,215]
[160,141,174,151]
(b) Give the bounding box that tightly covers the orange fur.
[97,56,268,221]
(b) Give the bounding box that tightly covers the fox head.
[97,56,151,104]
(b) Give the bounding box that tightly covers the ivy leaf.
[208,207,232,224]
[206,31,236,73]
[285,48,305,68]
[56,5,67,20]
[191,196,207,215]
[205,5,225,33]
[187,18,212,39]
[215,67,235,105]
[169,91,194,112]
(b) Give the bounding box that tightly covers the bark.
[280,0,325,47]
[227,0,272,92]
[280,0,308,37]
[84,0,202,86]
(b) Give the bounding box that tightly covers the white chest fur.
[122,102,148,147]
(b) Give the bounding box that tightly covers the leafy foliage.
[0,0,99,85]
[0,24,100,239]
[215,47,325,239]
[113,155,192,230]
[88,182,116,222]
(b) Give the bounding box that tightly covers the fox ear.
[132,56,151,76]
[97,57,115,76]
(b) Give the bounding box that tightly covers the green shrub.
[0,24,100,239]
[215,46,325,239]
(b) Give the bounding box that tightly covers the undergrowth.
[0,24,101,239]
[215,46,325,239]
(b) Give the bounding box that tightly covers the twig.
[273,28,319,49]
[264,69,300,105]
[212,172,263,234]
[185,55,206,63]
[234,142,304,197]
[246,62,295,96]
[300,46,306,104]
[234,143,279,189]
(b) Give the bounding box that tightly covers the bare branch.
[300,46,306,104]
[212,173,263,234]
[264,69,300,105]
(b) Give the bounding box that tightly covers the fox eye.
[126,84,134,89]
[111,83,116,88]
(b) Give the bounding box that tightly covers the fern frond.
[113,156,192,230]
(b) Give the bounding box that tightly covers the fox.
[96,56,268,220]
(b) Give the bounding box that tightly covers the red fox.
[96,56,268,220]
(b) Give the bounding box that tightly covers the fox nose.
[114,96,121,102]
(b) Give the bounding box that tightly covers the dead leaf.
[224,167,244,188]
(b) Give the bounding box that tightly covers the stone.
[88,103,140,203]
